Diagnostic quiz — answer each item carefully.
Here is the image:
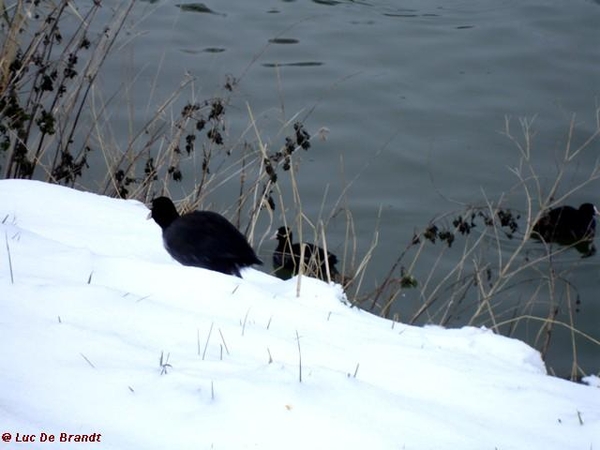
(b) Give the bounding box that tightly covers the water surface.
[90,0,600,375]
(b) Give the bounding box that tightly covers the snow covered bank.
[1,179,598,449]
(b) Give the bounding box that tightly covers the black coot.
[149,197,262,277]
[532,203,599,256]
[272,226,339,281]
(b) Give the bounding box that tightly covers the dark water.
[81,0,600,376]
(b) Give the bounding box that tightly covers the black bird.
[148,197,262,277]
[272,226,339,281]
[532,203,599,256]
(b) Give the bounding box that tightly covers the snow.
[0,179,598,450]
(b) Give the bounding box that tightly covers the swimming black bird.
[532,203,599,256]
[272,226,339,281]
[148,197,262,277]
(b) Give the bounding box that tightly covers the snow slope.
[0,179,598,449]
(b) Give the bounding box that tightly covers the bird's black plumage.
[149,197,262,277]
[532,203,599,256]
[272,226,338,281]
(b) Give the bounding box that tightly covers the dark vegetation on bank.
[1,1,599,380]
